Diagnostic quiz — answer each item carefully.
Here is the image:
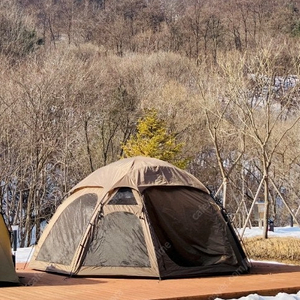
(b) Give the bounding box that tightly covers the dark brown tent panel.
[0,214,20,286]
[30,156,250,278]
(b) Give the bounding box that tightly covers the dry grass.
[243,237,300,265]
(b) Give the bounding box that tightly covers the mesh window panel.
[36,194,98,265]
[108,187,137,205]
[83,211,150,267]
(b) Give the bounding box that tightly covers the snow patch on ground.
[215,291,300,300]
[15,246,34,264]
[238,226,300,239]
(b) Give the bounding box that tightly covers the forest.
[1,0,300,246]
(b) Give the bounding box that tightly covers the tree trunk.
[262,174,269,239]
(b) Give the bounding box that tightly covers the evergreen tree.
[121,109,188,169]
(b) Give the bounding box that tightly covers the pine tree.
[121,109,189,169]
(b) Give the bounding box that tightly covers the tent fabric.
[70,156,210,194]
[30,156,249,278]
[0,214,19,286]
[144,186,247,278]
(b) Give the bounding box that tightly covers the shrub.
[243,237,300,265]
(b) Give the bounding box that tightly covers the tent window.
[83,211,150,267]
[108,187,137,205]
[36,193,98,265]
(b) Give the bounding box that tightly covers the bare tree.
[218,45,300,238]
[195,55,245,209]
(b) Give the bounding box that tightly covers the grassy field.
[243,237,300,265]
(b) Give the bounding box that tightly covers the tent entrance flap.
[144,187,240,269]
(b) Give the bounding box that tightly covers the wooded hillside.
[1,0,300,245]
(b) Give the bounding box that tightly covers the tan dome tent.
[0,214,19,286]
[30,156,249,278]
